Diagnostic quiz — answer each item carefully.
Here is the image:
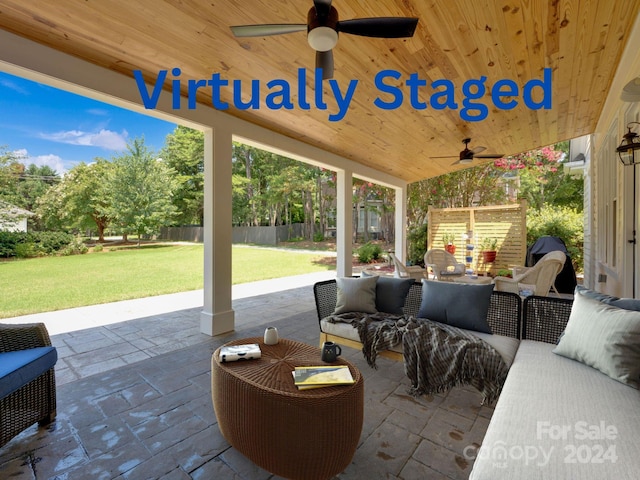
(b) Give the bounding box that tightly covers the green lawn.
[0,244,335,318]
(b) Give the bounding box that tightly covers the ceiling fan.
[431,138,504,166]
[230,0,418,80]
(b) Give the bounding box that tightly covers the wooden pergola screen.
[427,201,527,275]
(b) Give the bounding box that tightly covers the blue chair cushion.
[0,347,57,399]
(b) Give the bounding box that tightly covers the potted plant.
[480,238,498,263]
[496,268,512,278]
[442,233,456,254]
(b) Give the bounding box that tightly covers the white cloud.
[39,128,128,151]
[86,108,110,116]
[0,79,29,95]
[14,149,66,174]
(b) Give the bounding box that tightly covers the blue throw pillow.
[417,280,494,334]
[370,275,415,314]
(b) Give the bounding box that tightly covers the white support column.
[336,169,353,277]
[201,127,235,335]
[395,186,408,261]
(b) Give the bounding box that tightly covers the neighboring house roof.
[0,202,34,217]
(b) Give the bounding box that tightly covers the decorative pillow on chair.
[333,276,379,314]
[361,272,415,314]
[417,280,494,334]
[554,293,640,389]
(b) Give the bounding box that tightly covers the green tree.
[1,147,61,230]
[108,138,179,245]
[0,146,24,209]
[493,144,583,211]
[37,160,112,240]
[160,126,204,225]
[231,143,315,230]
[527,204,584,271]
[16,164,60,230]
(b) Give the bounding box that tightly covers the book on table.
[293,365,355,389]
[219,343,261,362]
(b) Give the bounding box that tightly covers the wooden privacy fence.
[427,201,527,275]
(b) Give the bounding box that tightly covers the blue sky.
[0,71,177,174]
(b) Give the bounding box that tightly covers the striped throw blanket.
[326,313,508,405]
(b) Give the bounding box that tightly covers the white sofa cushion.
[320,319,519,367]
[470,340,640,480]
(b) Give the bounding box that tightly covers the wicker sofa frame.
[313,279,522,361]
[521,294,574,343]
[0,323,57,448]
[314,279,575,351]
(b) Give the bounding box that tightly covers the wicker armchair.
[388,252,426,280]
[0,323,57,447]
[424,248,466,281]
[494,250,566,297]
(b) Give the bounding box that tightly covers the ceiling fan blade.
[316,50,334,79]
[230,24,306,37]
[452,158,475,166]
[337,17,418,38]
[475,153,505,159]
[471,146,487,155]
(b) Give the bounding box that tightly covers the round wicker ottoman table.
[211,337,364,480]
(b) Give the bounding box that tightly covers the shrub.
[59,237,89,256]
[93,243,104,253]
[0,231,76,258]
[407,223,427,266]
[15,242,42,258]
[0,231,27,257]
[356,242,382,263]
[32,231,76,254]
[313,232,325,242]
[527,204,584,272]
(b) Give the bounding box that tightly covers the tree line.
[1,128,582,262]
[0,127,396,244]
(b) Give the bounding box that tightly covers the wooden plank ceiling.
[0,0,637,182]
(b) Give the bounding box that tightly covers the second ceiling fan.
[432,138,504,166]
[230,0,418,79]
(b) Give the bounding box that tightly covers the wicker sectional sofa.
[313,279,640,478]
[314,279,522,368]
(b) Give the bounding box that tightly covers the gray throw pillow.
[365,274,414,314]
[554,293,640,389]
[575,285,618,303]
[417,280,494,334]
[575,285,640,311]
[333,276,378,314]
[609,298,640,312]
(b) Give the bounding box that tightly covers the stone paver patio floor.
[0,281,493,479]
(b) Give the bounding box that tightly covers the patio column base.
[200,309,234,336]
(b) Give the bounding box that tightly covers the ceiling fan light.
[459,158,474,165]
[308,26,338,51]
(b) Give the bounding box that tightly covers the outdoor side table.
[211,337,364,480]
[453,275,493,285]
